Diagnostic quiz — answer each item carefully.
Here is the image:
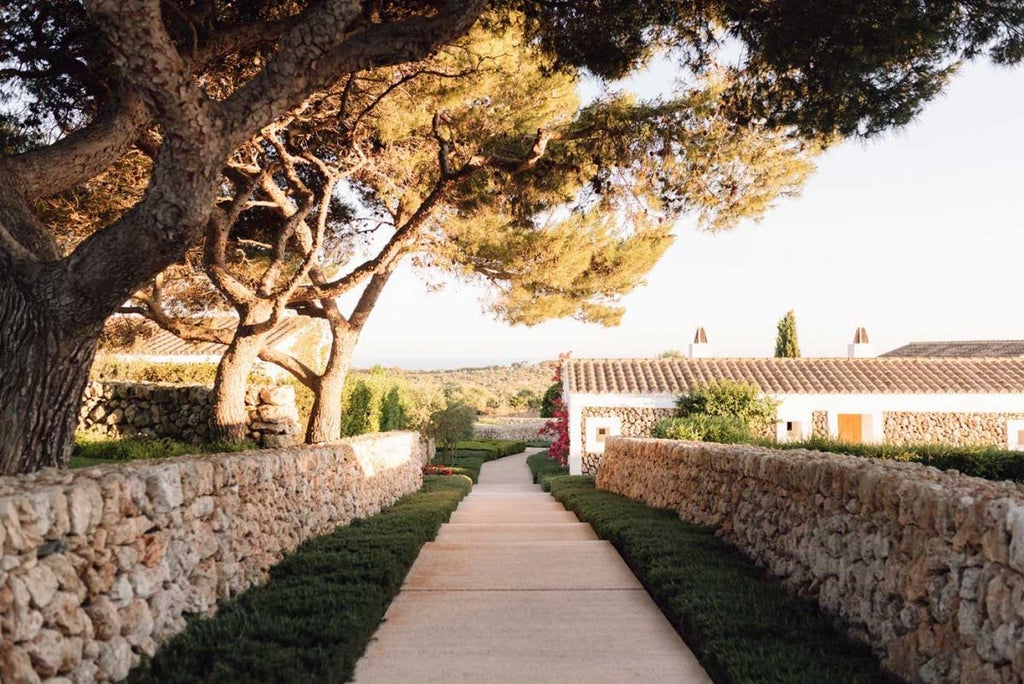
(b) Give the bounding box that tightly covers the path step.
[353,448,711,683]
[436,522,598,543]
[448,508,581,524]
[404,540,641,591]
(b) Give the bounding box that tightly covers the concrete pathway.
[353,449,710,683]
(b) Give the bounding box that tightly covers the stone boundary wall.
[580,407,675,474]
[78,382,300,448]
[884,412,1024,447]
[0,432,426,682]
[473,418,549,442]
[597,438,1024,683]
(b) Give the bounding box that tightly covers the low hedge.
[455,439,527,456]
[763,437,1024,483]
[526,450,566,488]
[524,461,891,682]
[129,474,472,683]
[69,435,255,469]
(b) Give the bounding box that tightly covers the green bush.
[539,475,892,683]
[70,436,254,468]
[540,382,562,418]
[456,439,526,457]
[425,401,476,464]
[652,415,751,444]
[677,380,778,434]
[526,450,568,488]
[767,437,1024,483]
[130,475,471,683]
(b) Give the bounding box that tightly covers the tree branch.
[257,347,319,389]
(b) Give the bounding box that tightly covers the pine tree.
[775,310,801,358]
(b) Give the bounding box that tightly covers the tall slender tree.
[775,309,801,358]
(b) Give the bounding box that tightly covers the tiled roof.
[564,357,1024,395]
[880,341,1024,358]
[101,316,312,357]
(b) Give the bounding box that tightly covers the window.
[585,416,622,453]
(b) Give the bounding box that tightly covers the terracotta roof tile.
[881,340,1024,358]
[565,357,1024,395]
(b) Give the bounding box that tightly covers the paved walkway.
[353,449,710,683]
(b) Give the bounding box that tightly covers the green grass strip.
[69,435,255,468]
[129,474,472,683]
[526,456,892,683]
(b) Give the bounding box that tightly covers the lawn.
[526,453,893,683]
[129,474,472,683]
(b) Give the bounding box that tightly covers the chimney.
[689,326,713,358]
[847,326,875,358]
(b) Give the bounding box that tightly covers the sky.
[349,59,1024,370]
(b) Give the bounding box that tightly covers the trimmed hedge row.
[129,474,472,683]
[763,437,1024,483]
[526,458,892,683]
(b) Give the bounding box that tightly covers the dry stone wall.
[597,438,1024,683]
[580,407,675,474]
[473,418,549,442]
[0,432,426,682]
[78,382,300,448]
[884,412,1024,447]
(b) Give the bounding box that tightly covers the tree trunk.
[305,325,358,444]
[210,328,267,444]
[0,279,99,474]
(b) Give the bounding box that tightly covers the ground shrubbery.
[766,437,1024,483]
[526,450,566,488]
[129,474,471,683]
[70,436,255,468]
[652,415,751,444]
[526,466,892,683]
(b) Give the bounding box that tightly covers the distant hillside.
[349,362,557,416]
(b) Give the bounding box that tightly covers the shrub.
[652,415,751,444]
[130,475,471,683]
[768,437,1024,483]
[380,386,410,431]
[70,436,255,468]
[540,382,562,418]
[677,380,778,434]
[540,476,890,683]
[425,401,476,464]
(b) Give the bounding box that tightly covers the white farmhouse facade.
[563,329,1024,475]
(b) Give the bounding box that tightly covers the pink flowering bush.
[539,353,570,467]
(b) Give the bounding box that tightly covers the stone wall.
[0,432,426,682]
[597,438,1024,683]
[473,418,549,442]
[812,410,829,438]
[78,382,300,448]
[884,412,1024,447]
[580,407,675,475]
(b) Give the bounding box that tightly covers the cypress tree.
[775,310,801,358]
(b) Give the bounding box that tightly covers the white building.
[563,328,1024,475]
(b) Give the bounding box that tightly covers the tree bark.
[305,324,357,444]
[210,323,268,444]
[0,277,99,474]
